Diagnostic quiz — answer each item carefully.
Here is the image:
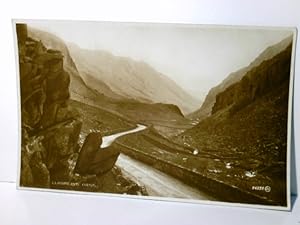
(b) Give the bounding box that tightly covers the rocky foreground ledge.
[17,23,81,187]
[17,24,146,195]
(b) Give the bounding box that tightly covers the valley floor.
[71,99,286,206]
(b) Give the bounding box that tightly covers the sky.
[27,20,293,100]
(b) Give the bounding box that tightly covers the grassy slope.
[69,100,135,139]
[172,48,291,205]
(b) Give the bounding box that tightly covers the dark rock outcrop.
[17,24,145,196]
[27,27,110,111]
[74,132,103,175]
[74,132,120,176]
[17,23,82,188]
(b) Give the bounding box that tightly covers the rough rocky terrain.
[18,23,81,188]
[17,23,146,195]
[174,42,293,205]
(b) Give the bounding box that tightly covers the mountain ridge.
[189,35,293,120]
[68,43,200,114]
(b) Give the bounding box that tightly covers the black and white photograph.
[14,20,296,209]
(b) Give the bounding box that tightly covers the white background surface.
[0,0,299,224]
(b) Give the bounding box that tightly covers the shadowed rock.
[16,24,28,44]
[74,132,120,176]
[17,23,82,188]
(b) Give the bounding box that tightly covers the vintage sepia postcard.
[13,19,296,210]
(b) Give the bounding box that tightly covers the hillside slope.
[175,43,293,205]
[28,27,186,124]
[189,35,293,120]
[68,44,200,114]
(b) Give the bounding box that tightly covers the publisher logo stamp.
[264,186,271,192]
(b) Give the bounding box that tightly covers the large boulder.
[74,132,103,175]
[74,132,120,176]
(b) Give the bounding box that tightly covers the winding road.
[99,124,214,200]
[117,154,215,200]
[100,124,147,148]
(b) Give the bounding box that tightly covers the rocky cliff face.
[212,43,292,114]
[17,24,148,195]
[189,36,293,120]
[27,27,107,106]
[17,24,82,188]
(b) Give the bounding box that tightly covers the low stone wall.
[115,142,278,205]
